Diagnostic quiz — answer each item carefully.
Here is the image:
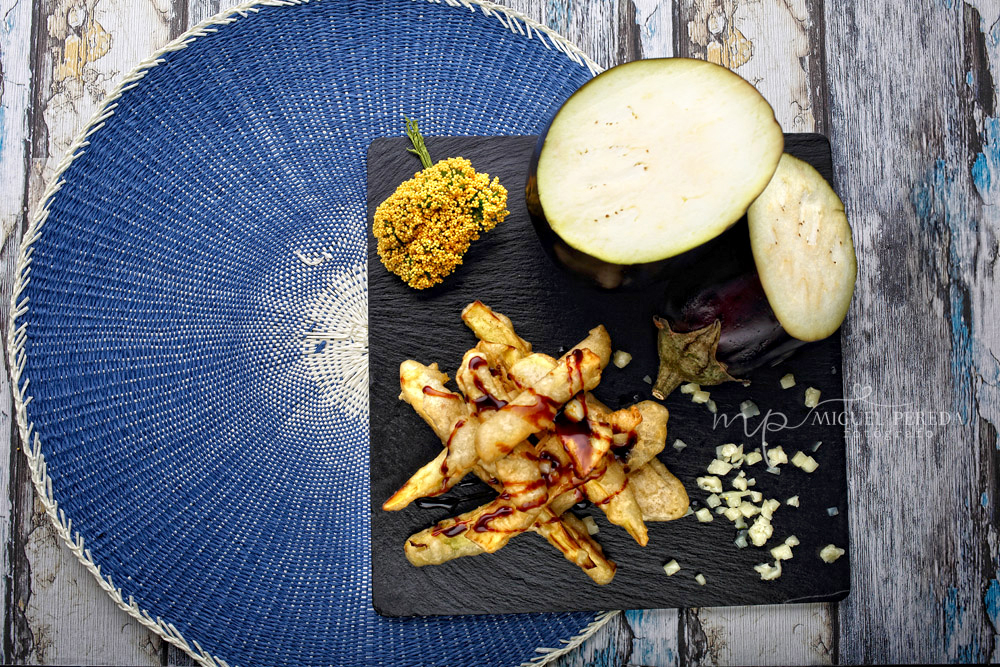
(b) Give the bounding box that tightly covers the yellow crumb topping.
[373,157,509,289]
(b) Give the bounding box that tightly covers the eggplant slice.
[534,58,784,266]
[747,154,857,342]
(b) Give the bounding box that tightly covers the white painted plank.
[679,0,825,133]
[12,0,185,663]
[672,1,836,664]
[0,0,36,663]
[825,0,1000,662]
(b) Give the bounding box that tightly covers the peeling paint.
[911,160,974,422]
[686,1,753,69]
[986,579,1000,631]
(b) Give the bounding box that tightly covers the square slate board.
[368,134,850,617]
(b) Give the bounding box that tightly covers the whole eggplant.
[650,221,809,399]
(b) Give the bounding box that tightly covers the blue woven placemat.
[8,1,610,665]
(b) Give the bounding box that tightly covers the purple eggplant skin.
[656,221,808,377]
[525,131,716,291]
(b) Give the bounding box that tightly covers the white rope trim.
[5,1,610,666]
[518,610,622,667]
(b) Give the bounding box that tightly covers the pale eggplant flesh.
[527,58,784,290]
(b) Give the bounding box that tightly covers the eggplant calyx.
[651,318,747,400]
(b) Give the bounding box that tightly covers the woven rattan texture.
[15,1,599,665]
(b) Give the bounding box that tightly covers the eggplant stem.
[651,318,744,400]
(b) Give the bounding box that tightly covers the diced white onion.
[724,506,742,521]
[739,502,759,518]
[754,560,782,580]
[707,399,718,414]
[732,476,748,491]
[740,400,760,418]
[695,508,714,523]
[765,466,781,475]
[612,350,633,369]
[786,495,800,507]
[673,439,688,451]
[767,445,788,467]
[663,559,681,576]
[734,534,748,548]
[780,373,796,389]
[734,516,747,530]
[811,440,823,452]
[820,544,845,563]
[744,451,763,466]
[785,535,800,547]
[827,506,839,516]
[707,459,733,476]
[804,387,821,408]
[750,491,763,503]
[692,390,711,404]
[705,494,721,508]
[695,573,707,586]
[720,443,738,459]
[770,543,794,561]
[680,382,700,394]
[696,476,723,494]
[582,516,599,535]
[643,375,653,384]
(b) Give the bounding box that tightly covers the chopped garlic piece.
[785,535,800,547]
[786,495,800,507]
[798,455,819,473]
[820,544,845,563]
[744,451,763,466]
[748,516,773,546]
[695,573,707,586]
[767,445,788,467]
[692,390,711,404]
[696,476,723,494]
[770,543,794,561]
[612,350,632,368]
[695,508,714,523]
[780,373,796,389]
[582,516,599,535]
[754,560,783,580]
[663,559,681,575]
[680,382,700,394]
[672,439,688,452]
[707,459,733,476]
[705,494,721,509]
[761,498,781,520]
[805,387,821,408]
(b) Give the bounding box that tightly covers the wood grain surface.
[0,0,995,665]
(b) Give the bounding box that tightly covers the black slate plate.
[368,134,850,617]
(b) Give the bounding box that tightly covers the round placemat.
[7,1,617,665]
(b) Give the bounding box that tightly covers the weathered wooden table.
[0,0,996,664]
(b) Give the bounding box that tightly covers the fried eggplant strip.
[628,457,689,521]
[461,301,532,355]
[382,361,480,511]
[475,347,603,463]
[507,358,650,546]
